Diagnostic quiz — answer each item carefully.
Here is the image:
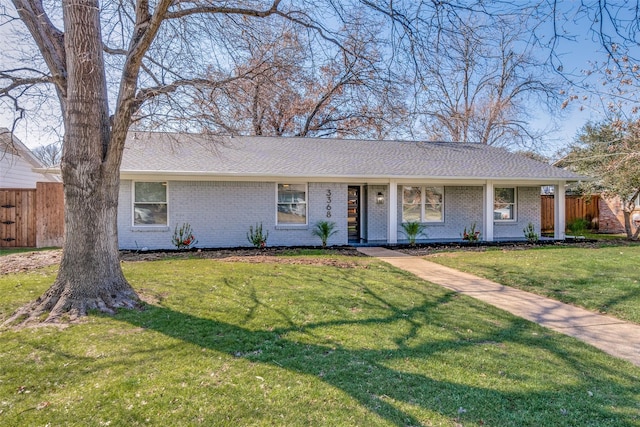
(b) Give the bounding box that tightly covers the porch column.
[484,181,494,241]
[554,181,566,240]
[387,180,398,244]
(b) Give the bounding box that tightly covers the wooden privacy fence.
[541,195,600,233]
[0,182,64,248]
[0,188,36,247]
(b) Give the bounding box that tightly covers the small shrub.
[462,223,481,242]
[523,222,539,242]
[401,221,427,246]
[247,223,269,248]
[172,223,198,249]
[312,221,338,248]
[567,218,589,237]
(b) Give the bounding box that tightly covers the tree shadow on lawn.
[483,265,640,322]
[113,280,639,426]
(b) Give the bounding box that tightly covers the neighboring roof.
[0,128,60,188]
[0,128,47,170]
[118,132,584,182]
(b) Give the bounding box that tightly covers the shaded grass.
[1,256,639,426]
[428,244,640,324]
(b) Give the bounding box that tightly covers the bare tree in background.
[416,16,561,147]
[545,2,640,125]
[32,142,62,166]
[188,20,408,139]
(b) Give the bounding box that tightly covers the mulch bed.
[2,238,636,275]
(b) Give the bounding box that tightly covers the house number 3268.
[326,189,332,218]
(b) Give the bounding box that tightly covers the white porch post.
[387,180,398,244]
[484,181,494,242]
[554,181,566,240]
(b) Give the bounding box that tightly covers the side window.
[277,184,307,225]
[134,182,168,225]
[494,187,516,221]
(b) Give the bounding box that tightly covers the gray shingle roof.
[120,132,584,182]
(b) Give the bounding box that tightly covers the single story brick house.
[116,132,583,249]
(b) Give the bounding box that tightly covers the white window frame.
[401,185,444,223]
[494,187,517,222]
[132,181,168,226]
[276,183,308,226]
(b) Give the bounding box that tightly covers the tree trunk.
[9,172,138,323]
[622,210,640,241]
[623,210,633,239]
[5,0,138,325]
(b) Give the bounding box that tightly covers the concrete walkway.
[357,246,640,367]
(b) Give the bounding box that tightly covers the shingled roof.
[120,132,584,182]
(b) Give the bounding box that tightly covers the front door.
[348,186,360,242]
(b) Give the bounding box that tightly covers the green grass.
[583,232,629,240]
[1,256,639,426]
[0,247,57,257]
[428,243,640,324]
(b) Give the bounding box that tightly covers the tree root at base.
[2,288,141,327]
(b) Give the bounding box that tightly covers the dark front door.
[348,186,360,242]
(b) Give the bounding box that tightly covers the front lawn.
[427,243,640,324]
[1,255,639,426]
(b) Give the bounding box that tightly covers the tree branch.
[0,71,53,94]
[165,0,281,20]
[10,0,67,107]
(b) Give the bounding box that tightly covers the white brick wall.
[366,185,388,241]
[117,181,542,249]
[493,187,541,239]
[118,180,348,249]
[393,185,540,242]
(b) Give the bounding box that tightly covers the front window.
[402,186,444,222]
[277,184,307,225]
[134,182,168,225]
[402,186,422,222]
[494,187,516,221]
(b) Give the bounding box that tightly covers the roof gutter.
[118,169,587,183]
